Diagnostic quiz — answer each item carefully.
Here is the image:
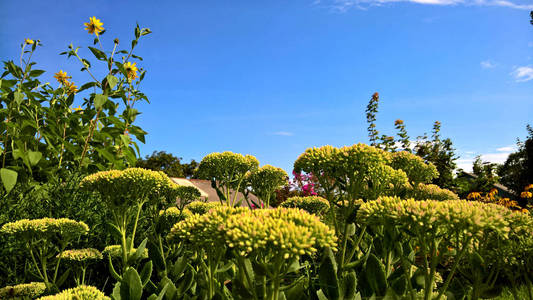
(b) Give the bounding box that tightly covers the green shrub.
[0,282,46,299]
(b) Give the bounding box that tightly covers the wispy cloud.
[457,145,516,171]
[512,66,533,82]
[315,0,533,11]
[496,145,516,152]
[273,131,294,136]
[480,60,496,69]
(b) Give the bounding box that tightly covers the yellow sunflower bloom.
[65,81,78,95]
[24,39,34,45]
[54,70,71,85]
[84,16,104,35]
[520,191,533,199]
[467,192,481,200]
[124,62,138,80]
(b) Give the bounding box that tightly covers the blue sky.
[1,0,532,173]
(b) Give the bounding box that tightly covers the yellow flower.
[394,119,404,125]
[525,184,533,191]
[124,62,138,80]
[72,106,83,112]
[54,70,71,84]
[84,16,104,35]
[24,39,34,45]
[520,191,533,199]
[467,192,481,200]
[65,81,78,95]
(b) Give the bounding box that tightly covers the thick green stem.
[130,202,144,250]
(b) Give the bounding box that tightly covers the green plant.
[37,285,110,300]
[0,282,47,299]
[279,196,330,216]
[248,165,288,208]
[196,151,259,206]
[57,249,102,285]
[0,218,89,292]
[405,182,459,201]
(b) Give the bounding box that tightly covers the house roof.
[459,171,513,194]
[170,178,260,206]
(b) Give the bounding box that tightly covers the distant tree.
[414,121,458,190]
[469,156,500,193]
[366,92,380,146]
[498,125,533,195]
[136,151,198,178]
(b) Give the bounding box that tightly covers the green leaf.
[94,94,107,110]
[89,46,107,61]
[121,267,143,300]
[0,168,18,194]
[365,254,388,296]
[176,265,195,296]
[14,91,24,105]
[172,256,188,278]
[319,247,339,299]
[344,271,358,300]
[159,277,177,300]
[112,282,122,300]
[28,151,42,166]
[29,70,45,77]
[140,261,153,287]
[107,75,118,89]
[78,82,98,92]
[120,134,131,148]
[133,238,148,262]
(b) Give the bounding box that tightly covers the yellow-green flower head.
[0,218,89,241]
[280,196,330,216]
[197,151,259,183]
[405,183,459,201]
[24,38,35,45]
[103,245,148,260]
[157,207,192,233]
[84,17,104,36]
[170,206,336,261]
[0,282,46,299]
[80,168,176,208]
[57,248,103,262]
[37,285,109,300]
[390,151,439,184]
[358,197,512,238]
[248,165,288,200]
[185,201,221,215]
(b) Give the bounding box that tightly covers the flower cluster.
[280,196,330,216]
[292,171,319,196]
[57,248,103,262]
[0,218,89,241]
[185,201,221,215]
[390,151,439,184]
[37,285,109,300]
[157,207,192,233]
[358,197,512,238]
[294,144,409,200]
[53,70,77,95]
[80,168,177,208]
[197,151,259,184]
[103,245,148,259]
[248,165,288,205]
[0,282,46,299]
[170,207,336,261]
[405,183,459,201]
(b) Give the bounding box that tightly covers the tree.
[498,125,533,195]
[414,121,458,190]
[136,151,198,178]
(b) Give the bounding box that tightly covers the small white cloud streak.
[316,0,533,11]
[480,60,496,69]
[273,131,294,136]
[512,66,533,82]
[496,145,516,152]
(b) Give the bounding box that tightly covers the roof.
[170,178,260,206]
[458,172,513,194]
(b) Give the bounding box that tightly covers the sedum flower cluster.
[294,144,409,200]
[184,201,222,215]
[248,165,288,205]
[103,245,148,259]
[170,207,336,260]
[405,183,459,201]
[57,248,103,262]
[37,285,109,300]
[80,168,178,208]
[358,197,512,238]
[196,152,259,184]
[390,151,439,184]
[0,218,89,241]
[280,196,330,216]
[157,207,192,233]
[0,282,46,299]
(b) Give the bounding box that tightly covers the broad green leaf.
[94,94,107,110]
[0,168,17,193]
[29,70,45,77]
[140,261,153,287]
[14,91,24,105]
[107,75,118,89]
[89,46,107,61]
[121,267,143,300]
[28,151,42,166]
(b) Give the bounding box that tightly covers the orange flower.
[54,70,71,85]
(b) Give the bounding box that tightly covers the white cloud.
[496,145,516,152]
[315,0,533,11]
[480,60,496,69]
[273,131,294,136]
[512,66,533,82]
